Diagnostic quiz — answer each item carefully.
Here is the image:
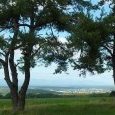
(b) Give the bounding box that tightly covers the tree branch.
[102,45,113,56]
[0,52,5,57]
[0,58,5,65]
[0,24,31,29]
[9,50,18,88]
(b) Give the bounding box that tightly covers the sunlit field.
[0,96,115,115]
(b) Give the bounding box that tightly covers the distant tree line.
[0,92,110,99]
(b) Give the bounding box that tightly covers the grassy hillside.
[0,88,9,96]
[0,96,115,115]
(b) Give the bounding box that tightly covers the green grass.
[0,96,115,115]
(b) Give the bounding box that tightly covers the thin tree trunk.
[111,43,115,96]
[113,36,115,85]
[113,64,115,85]
[3,54,31,111]
[4,53,31,111]
[3,21,34,112]
[18,53,31,111]
[9,50,19,111]
[112,50,115,84]
[3,63,18,111]
[17,27,34,110]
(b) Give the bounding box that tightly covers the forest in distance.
[0,0,115,114]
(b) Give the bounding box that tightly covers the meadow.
[0,96,115,115]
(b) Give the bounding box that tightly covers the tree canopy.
[68,0,115,77]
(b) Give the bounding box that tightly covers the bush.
[0,93,3,99]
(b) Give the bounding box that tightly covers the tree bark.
[113,34,115,85]
[9,50,19,111]
[112,56,115,85]
[3,54,31,111]
[3,62,18,111]
[3,49,30,111]
[10,87,19,111]
[3,48,33,110]
[2,18,34,112]
[18,52,31,111]
[112,7,115,85]
[18,74,30,111]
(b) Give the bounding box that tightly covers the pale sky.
[30,67,113,87]
[0,63,114,87]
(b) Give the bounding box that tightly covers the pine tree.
[68,1,115,80]
[0,0,91,111]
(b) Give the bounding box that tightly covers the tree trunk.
[17,29,33,110]
[3,51,30,111]
[3,63,18,111]
[9,50,19,111]
[113,61,115,85]
[112,52,115,85]
[110,54,115,96]
[3,23,33,112]
[17,53,31,111]
[10,71,30,111]
[10,88,19,111]
[18,92,26,111]
[112,35,115,85]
